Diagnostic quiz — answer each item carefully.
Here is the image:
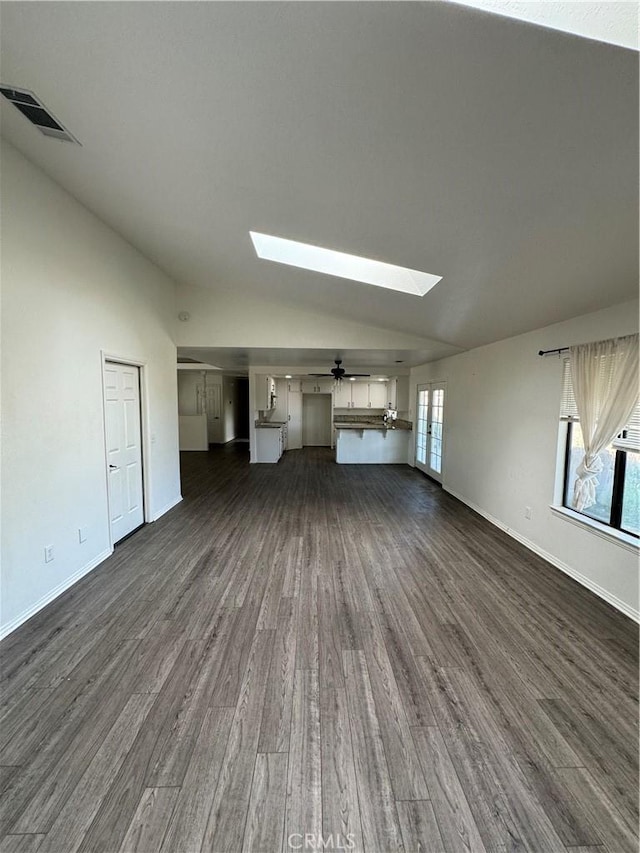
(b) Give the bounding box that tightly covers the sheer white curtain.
[570,333,639,511]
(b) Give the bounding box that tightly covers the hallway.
[0,447,637,852]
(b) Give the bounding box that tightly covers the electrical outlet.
[525,506,532,519]
[78,527,88,544]
[44,545,54,563]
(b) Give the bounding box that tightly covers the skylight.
[249,232,442,297]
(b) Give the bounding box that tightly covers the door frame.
[100,351,151,549]
[415,380,446,483]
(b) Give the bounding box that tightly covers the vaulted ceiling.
[1,1,637,359]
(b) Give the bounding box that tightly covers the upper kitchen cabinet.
[301,379,333,393]
[368,381,389,409]
[333,381,352,408]
[350,382,370,408]
[256,374,277,410]
[333,380,391,409]
[387,377,409,410]
[398,376,409,410]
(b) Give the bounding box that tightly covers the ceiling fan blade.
[309,360,371,378]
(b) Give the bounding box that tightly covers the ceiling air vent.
[0,85,80,144]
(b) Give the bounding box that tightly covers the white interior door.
[196,374,223,443]
[104,361,144,544]
[415,382,445,482]
[287,384,303,449]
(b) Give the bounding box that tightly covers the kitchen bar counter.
[334,415,412,429]
[333,422,412,430]
[334,421,411,464]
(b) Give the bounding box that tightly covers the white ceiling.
[452,1,639,50]
[178,346,425,373]
[1,1,637,357]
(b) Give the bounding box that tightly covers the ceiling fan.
[309,359,370,381]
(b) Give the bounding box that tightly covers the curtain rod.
[539,334,638,357]
[538,347,569,357]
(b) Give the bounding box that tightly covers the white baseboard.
[444,486,639,625]
[151,494,182,522]
[0,547,113,641]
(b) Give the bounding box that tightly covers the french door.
[416,382,445,482]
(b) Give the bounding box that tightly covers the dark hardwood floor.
[1,445,638,853]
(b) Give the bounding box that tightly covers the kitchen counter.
[333,422,412,430]
[255,421,286,429]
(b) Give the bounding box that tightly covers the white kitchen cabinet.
[395,376,409,411]
[301,378,333,394]
[256,375,277,411]
[382,377,409,411]
[368,381,389,409]
[350,382,370,408]
[335,381,390,409]
[387,378,397,409]
[255,425,284,462]
[288,383,303,449]
[333,381,352,408]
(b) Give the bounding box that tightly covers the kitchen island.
[334,419,412,464]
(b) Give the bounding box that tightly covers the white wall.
[175,283,454,352]
[1,141,182,637]
[177,371,202,416]
[178,415,208,451]
[178,370,239,443]
[410,300,639,621]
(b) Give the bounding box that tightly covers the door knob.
[109,464,118,470]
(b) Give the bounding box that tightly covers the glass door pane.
[429,387,444,474]
[416,387,428,468]
[415,382,445,482]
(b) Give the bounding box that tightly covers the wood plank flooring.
[1,444,638,852]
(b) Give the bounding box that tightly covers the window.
[560,359,639,538]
